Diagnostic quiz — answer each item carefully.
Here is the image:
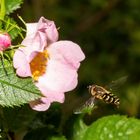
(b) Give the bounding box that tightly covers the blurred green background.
[14,0,140,137]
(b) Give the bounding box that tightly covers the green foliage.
[5,0,23,15]
[48,136,66,140]
[72,117,88,140]
[72,115,140,140]
[3,17,25,40]
[74,97,96,115]
[0,0,25,40]
[24,129,66,140]
[0,0,140,139]
[24,134,66,140]
[0,59,41,107]
[1,106,37,131]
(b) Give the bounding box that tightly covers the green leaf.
[5,0,23,15]
[82,115,140,140]
[0,59,41,107]
[48,136,66,140]
[72,117,88,140]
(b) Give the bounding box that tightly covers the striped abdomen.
[102,92,120,106]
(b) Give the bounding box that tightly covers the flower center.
[30,50,49,81]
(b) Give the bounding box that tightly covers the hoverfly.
[74,76,127,114]
[88,84,120,107]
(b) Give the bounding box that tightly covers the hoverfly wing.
[74,97,96,114]
[105,76,128,92]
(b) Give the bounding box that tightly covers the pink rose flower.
[13,17,85,111]
[0,32,11,51]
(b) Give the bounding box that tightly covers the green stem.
[0,0,6,20]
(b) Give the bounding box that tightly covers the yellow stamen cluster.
[30,50,49,81]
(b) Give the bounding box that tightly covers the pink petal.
[34,83,65,103]
[37,59,78,93]
[13,48,31,77]
[21,17,58,52]
[29,97,51,111]
[22,30,47,52]
[25,23,38,38]
[38,17,58,44]
[65,73,78,92]
[47,41,85,69]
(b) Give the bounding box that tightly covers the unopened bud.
[0,32,11,51]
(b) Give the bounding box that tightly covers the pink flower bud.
[0,32,11,51]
